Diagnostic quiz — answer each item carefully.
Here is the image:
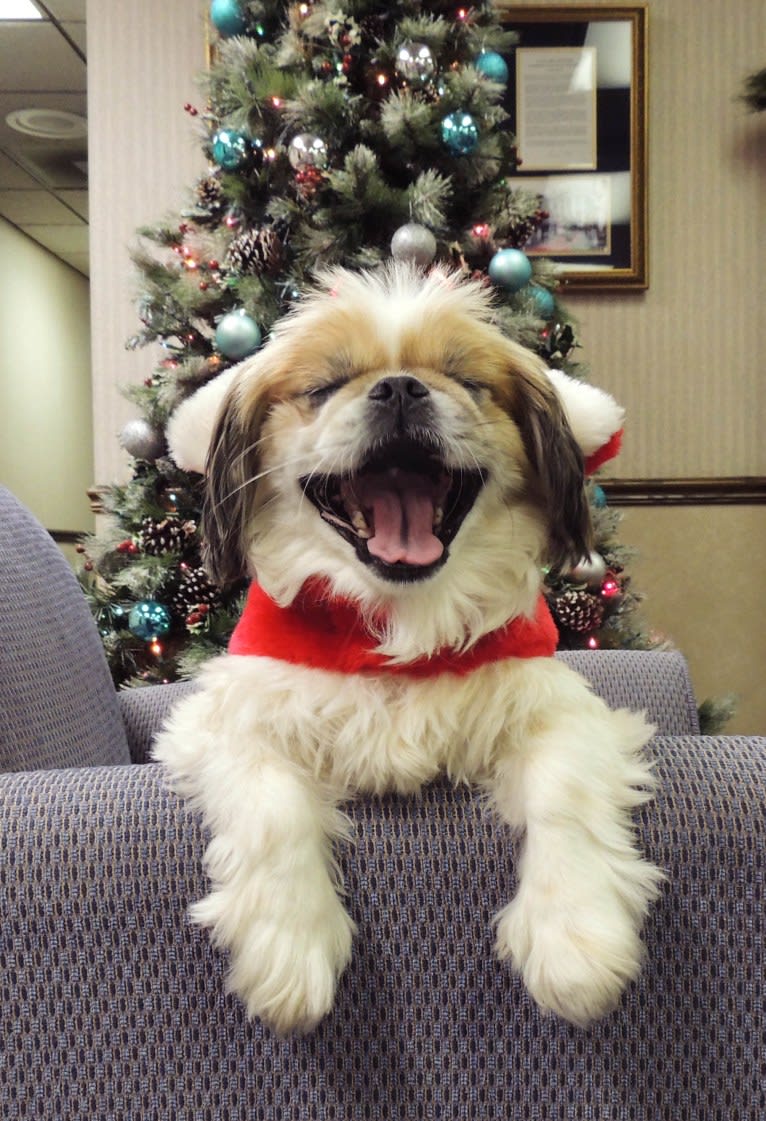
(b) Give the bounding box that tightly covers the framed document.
[497,4,648,290]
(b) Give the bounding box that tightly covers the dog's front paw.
[495,890,646,1027]
[193,889,355,1035]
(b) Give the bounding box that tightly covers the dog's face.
[202,266,591,619]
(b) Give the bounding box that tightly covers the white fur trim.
[545,368,625,456]
[166,367,238,473]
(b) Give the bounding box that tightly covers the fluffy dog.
[155,264,662,1035]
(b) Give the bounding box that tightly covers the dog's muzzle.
[301,376,486,582]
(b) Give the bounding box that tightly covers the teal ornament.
[488,248,532,291]
[212,128,250,171]
[440,112,479,156]
[592,485,607,509]
[215,308,262,359]
[209,0,246,37]
[128,600,172,641]
[529,283,556,319]
[474,50,509,85]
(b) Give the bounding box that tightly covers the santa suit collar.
[229,578,558,677]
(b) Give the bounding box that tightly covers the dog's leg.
[156,715,354,1035]
[490,673,663,1026]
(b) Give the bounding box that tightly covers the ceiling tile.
[61,20,86,54]
[0,150,40,189]
[56,250,89,277]
[0,23,86,93]
[53,187,87,219]
[42,0,86,18]
[19,222,88,254]
[0,188,85,224]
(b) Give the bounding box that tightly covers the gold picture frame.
[496,3,648,290]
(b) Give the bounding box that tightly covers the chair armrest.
[556,649,701,734]
[118,680,197,763]
[1,736,765,1118]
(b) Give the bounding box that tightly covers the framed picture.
[497,4,648,290]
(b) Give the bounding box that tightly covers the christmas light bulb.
[587,636,600,649]
[149,640,163,657]
[602,578,621,598]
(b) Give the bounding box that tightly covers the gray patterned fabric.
[0,487,131,772]
[2,737,765,1120]
[557,649,701,735]
[119,680,196,763]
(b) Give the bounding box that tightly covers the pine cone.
[138,517,196,556]
[225,227,283,275]
[170,564,221,616]
[195,174,224,214]
[551,588,605,634]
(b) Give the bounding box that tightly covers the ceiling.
[0,0,88,275]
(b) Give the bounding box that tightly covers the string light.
[472,223,491,239]
[587,636,600,649]
[601,578,621,598]
[149,639,163,657]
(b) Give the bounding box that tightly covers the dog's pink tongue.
[362,471,443,566]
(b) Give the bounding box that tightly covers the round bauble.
[128,600,172,641]
[474,50,509,84]
[441,111,479,156]
[592,485,607,509]
[567,551,608,589]
[119,418,165,462]
[209,0,246,37]
[214,309,262,359]
[488,247,532,291]
[528,283,556,319]
[395,41,436,86]
[390,223,437,268]
[211,128,250,171]
[287,133,329,170]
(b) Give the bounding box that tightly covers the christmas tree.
[79,0,650,687]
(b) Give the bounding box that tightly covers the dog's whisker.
[212,444,351,511]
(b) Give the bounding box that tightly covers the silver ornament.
[567,551,608,588]
[395,41,436,86]
[390,223,437,268]
[119,418,165,462]
[287,133,329,170]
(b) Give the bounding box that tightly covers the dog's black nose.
[368,376,430,403]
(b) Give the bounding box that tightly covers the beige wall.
[86,0,208,485]
[0,217,93,534]
[86,0,766,730]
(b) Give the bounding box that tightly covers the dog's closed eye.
[304,377,351,406]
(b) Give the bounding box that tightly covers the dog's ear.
[509,363,593,571]
[200,378,268,587]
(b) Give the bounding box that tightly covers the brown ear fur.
[509,363,593,571]
[200,381,267,587]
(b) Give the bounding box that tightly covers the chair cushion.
[0,487,131,771]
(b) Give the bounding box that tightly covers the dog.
[155,263,662,1036]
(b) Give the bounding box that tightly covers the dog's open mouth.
[301,438,486,581]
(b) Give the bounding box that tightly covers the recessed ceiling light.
[0,1,43,18]
[6,108,88,139]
